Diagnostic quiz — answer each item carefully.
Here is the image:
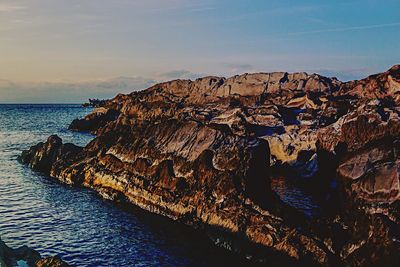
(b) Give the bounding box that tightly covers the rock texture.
[36,256,70,267]
[0,237,69,267]
[317,100,400,220]
[20,66,400,266]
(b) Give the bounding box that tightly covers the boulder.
[317,102,400,221]
[69,108,120,134]
[0,237,69,267]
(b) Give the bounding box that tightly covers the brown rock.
[36,256,70,267]
[22,65,400,266]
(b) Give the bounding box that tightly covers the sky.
[0,0,399,103]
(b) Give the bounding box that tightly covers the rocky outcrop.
[0,237,69,267]
[317,100,400,217]
[36,256,70,267]
[68,71,345,173]
[20,135,83,174]
[339,64,400,100]
[69,108,120,133]
[20,125,333,266]
[82,98,107,108]
[316,99,400,267]
[21,66,400,266]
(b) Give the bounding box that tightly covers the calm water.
[0,104,260,267]
[271,176,320,218]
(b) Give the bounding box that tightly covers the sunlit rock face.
[21,66,400,266]
[69,70,345,173]
[339,64,400,100]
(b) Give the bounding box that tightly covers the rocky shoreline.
[0,237,69,267]
[20,66,400,266]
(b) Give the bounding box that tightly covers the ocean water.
[271,176,321,218]
[0,104,261,267]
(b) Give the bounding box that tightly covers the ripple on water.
[271,176,321,218]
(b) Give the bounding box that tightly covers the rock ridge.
[22,65,400,266]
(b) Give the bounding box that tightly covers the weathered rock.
[21,127,334,265]
[36,256,70,267]
[19,135,83,174]
[69,108,120,133]
[339,64,400,100]
[21,65,400,266]
[0,237,69,267]
[317,102,400,155]
[317,101,400,228]
[263,125,318,177]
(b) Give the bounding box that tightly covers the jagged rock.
[36,256,70,267]
[19,135,83,173]
[264,125,318,177]
[82,98,107,108]
[0,237,69,267]
[21,128,334,265]
[69,108,120,133]
[317,101,400,221]
[317,102,400,154]
[21,65,400,266]
[339,64,400,100]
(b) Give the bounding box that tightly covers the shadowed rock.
[0,237,69,267]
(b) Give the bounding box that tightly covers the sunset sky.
[0,0,399,102]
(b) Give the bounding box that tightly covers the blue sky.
[0,0,399,102]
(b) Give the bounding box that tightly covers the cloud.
[158,70,205,80]
[0,3,25,12]
[0,79,15,87]
[125,1,214,14]
[288,22,400,35]
[209,4,321,23]
[92,76,157,91]
[0,70,209,103]
[223,63,255,74]
[0,76,157,103]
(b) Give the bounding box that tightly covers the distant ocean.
[0,104,268,267]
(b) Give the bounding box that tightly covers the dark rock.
[0,237,69,267]
[69,108,120,133]
[317,103,400,208]
[82,98,107,108]
[19,135,83,175]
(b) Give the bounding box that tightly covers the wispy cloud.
[288,22,400,35]
[223,63,255,74]
[187,6,216,13]
[132,1,215,14]
[210,4,321,23]
[0,3,25,12]
[0,76,157,103]
[158,70,205,80]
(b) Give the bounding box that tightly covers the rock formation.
[0,237,69,267]
[20,66,400,266]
